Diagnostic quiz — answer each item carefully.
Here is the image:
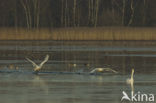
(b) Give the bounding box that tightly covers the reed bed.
[0,27,156,40]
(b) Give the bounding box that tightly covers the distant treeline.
[0,0,156,29]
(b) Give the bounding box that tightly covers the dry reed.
[0,27,156,40]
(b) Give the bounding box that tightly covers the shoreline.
[0,40,156,47]
[0,27,156,40]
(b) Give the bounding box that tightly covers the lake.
[0,40,156,103]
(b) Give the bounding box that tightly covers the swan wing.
[26,57,38,67]
[103,68,118,73]
[90,68,97,73]
[39,54,49,67]
[109,68,118,73]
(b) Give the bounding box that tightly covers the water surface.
[0,40,156,103]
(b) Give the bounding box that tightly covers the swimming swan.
[126,69,134,94]
[26,55,49,74]
[90,68,118,74]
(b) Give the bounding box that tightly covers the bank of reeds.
[0,27,156,40]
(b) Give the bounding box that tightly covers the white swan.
[90,68,118,74]
[126,69,134,94]
[26,55,49,74]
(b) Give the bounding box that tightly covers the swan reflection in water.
[32,75,49,94]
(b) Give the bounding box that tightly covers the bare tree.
[142,0,148,25]
[61,0,69,27]
[65,0,68,27]
[122,0,126,26]
[21,0,40,29]
[20,0,32,29]
[13,0,18,29]
[88,0,100,27]
[91,0,94,25]
[73,0,76,27]
[128,0,134,26]
[77,6,80,27]
[88,0,93,26]
[112,0,125,25]
[88,0,91,25]
[33,0,40,29]
[61,0,64,26]
[128,0,139,26]
[94,0,100,27]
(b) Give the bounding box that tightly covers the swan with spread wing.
[26,55,49,74]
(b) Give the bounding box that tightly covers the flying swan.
[26,55,49,74]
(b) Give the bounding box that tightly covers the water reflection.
[32,75,49,94]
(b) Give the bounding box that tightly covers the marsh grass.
[0,27,156,40]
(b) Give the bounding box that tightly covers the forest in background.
[0,0,156,29]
